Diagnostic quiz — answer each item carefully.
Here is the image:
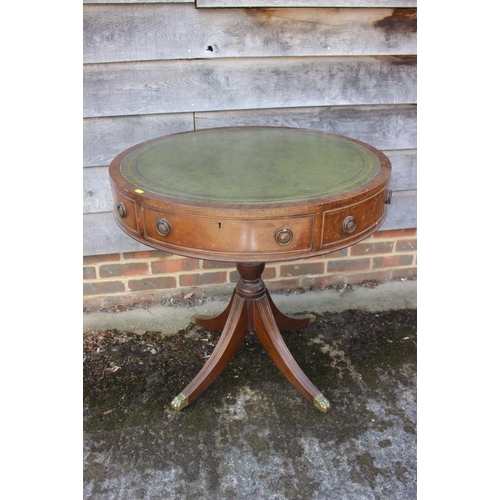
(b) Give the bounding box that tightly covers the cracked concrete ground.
[83,280,417,499]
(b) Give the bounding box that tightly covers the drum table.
[109,127,392,412]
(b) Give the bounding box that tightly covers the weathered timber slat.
[196,1,416,7]
[82,1,418,254]
[381,190,416,230]
[84,212,151,256]
[83,114,194,167]
[84,167,113,214]
[84,188,416,256]
[83,56,416,118]
[195,104,416,151]
[83,1,193,3]
[385,150,416,191]
[82,0,416,5]
[84,105,415,166]
[84,4,416,64]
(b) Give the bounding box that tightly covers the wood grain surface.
[84,5,416,63]
[82,1,417,256]
[84,56,416,118]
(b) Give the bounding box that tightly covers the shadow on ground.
[84,308,417,499]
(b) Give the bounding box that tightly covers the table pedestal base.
[170,263,331,413]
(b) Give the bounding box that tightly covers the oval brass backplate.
[342,216,356,234]
[117,203,127,219]
[156,219,171,237]
[275,227,293,246]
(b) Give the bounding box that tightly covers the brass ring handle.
[156,219,171,237]
[385,190,393,205]
[275,227,293,246]
[116,203,127,219]
[342,216,356,234]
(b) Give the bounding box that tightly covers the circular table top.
[118,127,382,205]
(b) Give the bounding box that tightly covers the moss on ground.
[83,309,417,433]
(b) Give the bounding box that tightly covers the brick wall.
[83,228,416,310]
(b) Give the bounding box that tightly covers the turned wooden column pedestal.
[170,263,331,412]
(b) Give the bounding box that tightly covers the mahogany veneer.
[109,127,392,412]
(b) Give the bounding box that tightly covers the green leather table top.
[120,127,380,204]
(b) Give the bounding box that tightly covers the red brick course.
[151,258,199,274]
[83,253,120,265]
[83,267,96,280]
[83,228,417,309]
[99,262,149,278]
[179,271,227,287]
[395,239,417,252]
[350,241,394,256]
[84,281,125,296]
[229,266,277,283]
[327,258,371,273]
[373,228,416,238]
[280,262,325,277]
[202,260,234,269]
[128,276,177,292]
[373,254,414,269]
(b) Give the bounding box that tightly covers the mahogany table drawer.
[113,193,139,234]
[320,189,387,249]
[141,206,314,256]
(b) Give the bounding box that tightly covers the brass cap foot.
[170,393,188,411]
[313,393,331,413]
[308,314,317,325]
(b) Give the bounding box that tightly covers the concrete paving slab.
[83,280,417,499]
[83,279,417,335]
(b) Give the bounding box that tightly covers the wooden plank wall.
[83,0,417,256]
